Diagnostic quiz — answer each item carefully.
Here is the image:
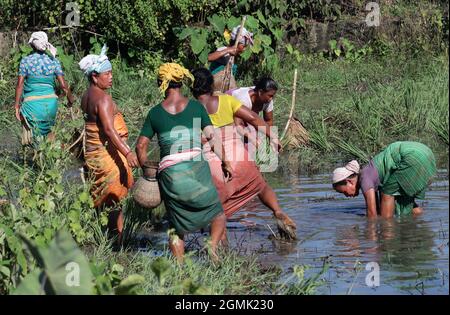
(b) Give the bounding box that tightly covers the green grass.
[261,53,449,171]
[87,239,328,295]
[0,126,326,295]
[1,50,448,168]
[0,47,448,294]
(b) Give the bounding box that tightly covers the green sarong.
[158,160,223,234]
[373,141,436,215]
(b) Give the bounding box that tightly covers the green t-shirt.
[140,100,212,159]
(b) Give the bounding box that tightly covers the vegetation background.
[0,0,448,295]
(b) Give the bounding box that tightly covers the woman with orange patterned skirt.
[79,46,139,241]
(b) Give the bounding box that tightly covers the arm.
[234,116,248,138]
[97,96,139,168]
[56,75,75,106]
[203,125,233,180]
[234,106,281,151]
[203,125,224,161]
[234,116,259,146]
[263,110,274,127]
[14,76,25,121]
[208,47,236,62]
[136,135,152,176]
[363,188,378,218]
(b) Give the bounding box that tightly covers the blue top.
[19,52,64,77]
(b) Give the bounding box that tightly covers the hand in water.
[275,212,296,228]
[274,212,297,240]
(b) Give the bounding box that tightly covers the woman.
[229,77,277,126]
[208,26,253,93]
[228,77,278,157]
[79,46,139,240]
[14,31,74,145]
[135,63,232,262]
[332,141,436,218]
[191,68,296,241]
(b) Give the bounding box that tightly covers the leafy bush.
[1,0,447,75]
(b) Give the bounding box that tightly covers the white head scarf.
[332,160,360,184]
[231,26,254,46]
[28,31,57,58]
[78,45,112,77]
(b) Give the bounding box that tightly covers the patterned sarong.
[373,141,436,215]
[158,156,223,234]
[84,112,134,208]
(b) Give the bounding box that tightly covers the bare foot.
[47,132,56,142]
[412,207,423,216]
[206,241,221,266]
[210,250,220,266]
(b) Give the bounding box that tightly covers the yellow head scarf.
[158,63,194,94]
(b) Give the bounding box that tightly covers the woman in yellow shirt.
[191,68,296,241]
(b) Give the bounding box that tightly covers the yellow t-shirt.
[208,95,242,128]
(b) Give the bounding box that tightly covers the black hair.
[332,173,358,189]
[191,68,214,98]
[88,71,99,83]
[156,79,183,90]
[254,77,278,92]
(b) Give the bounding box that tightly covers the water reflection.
[140,170,448,294]
[335,217,437,265]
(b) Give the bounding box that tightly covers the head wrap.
[28,31,57,58]
[78,45,112,77]
[231,26,254,46]
[332,160,360,184]
[158,63,194,94]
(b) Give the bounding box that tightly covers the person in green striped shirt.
[332,141,436,218]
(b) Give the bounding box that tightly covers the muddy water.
[230,170,449,295]
[144,169,449,295]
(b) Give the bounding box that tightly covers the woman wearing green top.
[135,63,232,262]
[332,141,436,218]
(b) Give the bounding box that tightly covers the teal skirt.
[20,75,58,138]
[21,96,58,137]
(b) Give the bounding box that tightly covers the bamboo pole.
[220,16,246,93]
[280,69,298,141]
